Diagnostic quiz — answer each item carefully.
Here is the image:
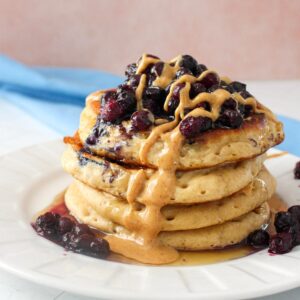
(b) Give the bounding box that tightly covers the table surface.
[1,80,300,300]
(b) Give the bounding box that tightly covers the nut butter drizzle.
[98,54,276,264]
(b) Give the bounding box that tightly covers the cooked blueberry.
[72,224,93,237]
[131,110,153,131]
[117,84,135,95]
[175,67,193,79]
[274,211,294,233]
[125,63,137,78]
[195,64,207,76]
[179,116,212,138]
[215,109,243,129]
[220,82,235,93]
[90,238,110,258]
[101,90,117,106]
[238,104,253,118]
[101,99,124,123]
[199,73,220,89]
[179,55,198,74]
[144,86,166,102]
[268,232,293,254]
[167,97,179,114]
[151,62,164,77]
[288,205,300,223]
[128,74,141,88]
[196,101,211,111]
[207,84,220,93]
[58,217,74,234]
[247,229,270,249]
[172,83,185,98]
[189,82,206,98]
[62,232,74,246]
[70,234,94,252]
[221,98,237,111]
[229,81,246,92]
[294,161,300,179]
[35,212,60,237]
[240,90,252,98]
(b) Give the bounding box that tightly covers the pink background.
[1,0,300,79]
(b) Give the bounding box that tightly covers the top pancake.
[78,100,283,170]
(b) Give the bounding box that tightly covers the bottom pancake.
[65,182,270,251]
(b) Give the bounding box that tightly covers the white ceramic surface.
[0,140,300,300]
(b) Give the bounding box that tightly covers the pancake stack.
[62,54,284,264]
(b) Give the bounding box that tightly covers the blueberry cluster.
[247,204,300,254]
[34,212,110,258]
[98,54,254,136]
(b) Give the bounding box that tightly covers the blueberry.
[179,116,212,139]
[72,224,93,237]
[125,63,137,78]
[101,90,117,106]
[215,109,243,129]
[274,211,294,233]
[167,97,179,114]
[58,217,74,234]
[221,98,238,111]
[131,110,153,131]
[128,74,141,88]
[175,67,193,79]
[100,99,124,123]
[247,229,270,249]
[195,64,207,76]
[189,82,206,98]
[196,101,211,111]
[268,232,293,254]
[294,162,300,179]
[70,234,94,252]
[288,205,300,223]
[199,73,220,89]
[229,81,246,92]
[90,238,110,258]
[143,86,166,115]
[238,104,253,118]
[179,55,198,74]
[240,90,252,98]
[35,212,60,238]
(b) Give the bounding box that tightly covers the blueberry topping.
[215,109,243,129]
[179,116,212,139]
[229,81,246,92]
[128,74,141,88]
[240,90,252,98]
[72,223,93,237]
[221,98,238,111]
[167,97,179,114]
[125,63,137,78]
[90,238,110,258]
[199,73,220,89]
[179,55,198,74]
[35,212,60,239]
[288,205,300,223]
[58,217,74,234]
[274,211,294,233]
[189,82,206,98]
[175,67,193,79]
[269,232,293,254]
[195,64,207,76]
[247,229,270,249]
[100,99,124,123]
[131,110,153,131]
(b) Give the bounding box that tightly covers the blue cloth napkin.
[0,55,299,156]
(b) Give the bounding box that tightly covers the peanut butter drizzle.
[87,54,278,264]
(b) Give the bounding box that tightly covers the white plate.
[0,140,300,300]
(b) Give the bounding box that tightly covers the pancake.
[62,144,266,204]
[64,167,275,231]
[158,203,270,250]
[78,100,283,170]
[65,185,270,251]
